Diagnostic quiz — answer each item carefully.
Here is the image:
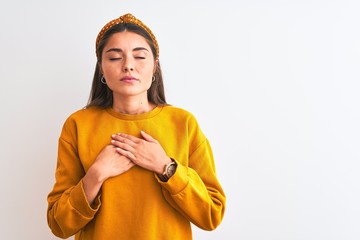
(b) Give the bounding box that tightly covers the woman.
[47,13,226,240]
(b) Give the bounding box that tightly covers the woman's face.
[100,31,157,100]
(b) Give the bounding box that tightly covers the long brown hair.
[86,23,167,108]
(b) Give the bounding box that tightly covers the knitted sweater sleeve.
[158,116,226,230]
[47,117,101,238]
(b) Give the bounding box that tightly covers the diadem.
[95,13,159,58]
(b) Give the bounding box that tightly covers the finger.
[140,130,156,143]
[117,133,141,142]
[112,133,140,145]
[111,140,136,152]
[116,147,136,160]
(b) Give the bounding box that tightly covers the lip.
[120,76,138,83]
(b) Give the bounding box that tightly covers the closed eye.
[109,58,122,61]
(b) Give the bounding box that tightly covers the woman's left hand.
[111,131,171,174]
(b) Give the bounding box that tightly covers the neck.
[112,96,154,115]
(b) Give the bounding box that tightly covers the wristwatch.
[158,160,177,182]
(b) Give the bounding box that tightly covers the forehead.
[105,31,151,49]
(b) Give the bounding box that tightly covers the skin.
[83,32,172,205]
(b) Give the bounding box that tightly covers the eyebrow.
[105,47,150,54]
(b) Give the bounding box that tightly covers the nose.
[123,66,134,72]
[122,58,134,72]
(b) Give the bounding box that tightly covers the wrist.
[156,157,172,175]
[82,167,104,205]
[87,164,106,184]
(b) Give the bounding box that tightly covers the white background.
[0,0,359,239]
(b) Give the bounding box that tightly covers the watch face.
[168,165,176,175]
[166,163,177,177]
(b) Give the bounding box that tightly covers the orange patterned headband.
[95,13,159,58]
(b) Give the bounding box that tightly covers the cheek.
[138,63,154,76]
[102,64,119,77]
[140,62,154,75]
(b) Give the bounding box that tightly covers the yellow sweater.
[47,105,225,240]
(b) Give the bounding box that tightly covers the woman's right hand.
[91,145,135,182]
[83,145,135,204]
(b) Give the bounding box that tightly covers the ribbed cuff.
[69,180,101,218]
